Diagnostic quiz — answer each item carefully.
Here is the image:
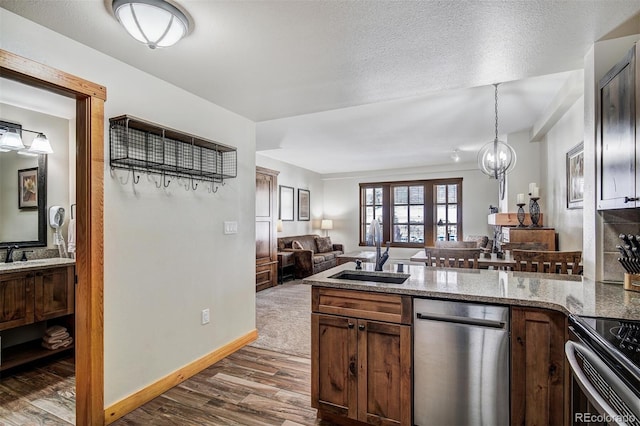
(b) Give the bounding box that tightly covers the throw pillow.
[292,240,304,250]
[315,236,333,253]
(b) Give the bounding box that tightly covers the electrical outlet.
[201,308,210,325]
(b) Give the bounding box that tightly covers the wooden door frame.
[0,49,106,425]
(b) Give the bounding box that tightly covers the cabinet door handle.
[348,323,354,329]
[624,196,639,203]
[358,324,365,331]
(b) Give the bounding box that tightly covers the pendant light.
[112,0,191,49]
[477,83,516,199]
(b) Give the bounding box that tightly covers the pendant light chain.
[494,83,499,142]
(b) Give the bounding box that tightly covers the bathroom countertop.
[0,257,75,274]
[303,262,640,321]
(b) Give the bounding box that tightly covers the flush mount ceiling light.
[477,83,516,200]
[112,0,191,49]
[451,149,460,162]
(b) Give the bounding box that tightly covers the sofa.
[277,234,344,278]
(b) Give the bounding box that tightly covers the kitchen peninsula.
[303,262,640,426]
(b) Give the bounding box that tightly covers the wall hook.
[148,173,162,189]
[131,168,140,185]
[163,172,170,188]
[208,182,218,193]
[191,177,198,191]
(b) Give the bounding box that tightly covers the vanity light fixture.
[112,0,191,49]
[477,83,516,200]
[0,127,54,154]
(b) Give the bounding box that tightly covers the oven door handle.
[565,340,640,423]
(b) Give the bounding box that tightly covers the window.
[359,179,462,247]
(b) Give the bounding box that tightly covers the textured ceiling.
[1,1,640,173]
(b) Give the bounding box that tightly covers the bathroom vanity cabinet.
[0,263,75,372]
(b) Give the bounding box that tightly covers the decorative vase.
[516,203,526,227]
[529,197,541,227]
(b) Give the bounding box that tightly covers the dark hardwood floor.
[0,345,331,425]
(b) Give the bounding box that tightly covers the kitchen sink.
[329,270,410,284]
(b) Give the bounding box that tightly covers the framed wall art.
[279,185,294,221]
[298,188,310,221]
[566,141,584,209]
[18,167,39,209]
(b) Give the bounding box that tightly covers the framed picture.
[566,142,584,209]
[298,189,310,221]
[279,185,294,221]
[18,167,39,210]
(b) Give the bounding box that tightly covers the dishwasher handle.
[416,312,507,329]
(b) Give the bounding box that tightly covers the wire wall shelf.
[109,115,237,189]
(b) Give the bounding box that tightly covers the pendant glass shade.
[477,139,516,179]
[28,133,54,154]
[0,129,25,151]
[112,0,190,49]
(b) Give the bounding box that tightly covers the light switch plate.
[224,221,238,234]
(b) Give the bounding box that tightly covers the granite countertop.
[303,262,640,321]
[0,257,75,274]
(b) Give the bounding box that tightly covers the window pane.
[447,225,458,241]
[448,205,457,223]
[394,224,408,242]
[448,184,457,203]
[365,207,374,224]
[410,186,424,204]
[374,206,383,221]
[410,225,424,243]
[365,188,374,205]
[375,188,383,205]
[394,206,408,223]
[437,205,446,223]
[436,225,446,241]
[436,185,446,203]
[409,205,423,224]
[394,186,408,204]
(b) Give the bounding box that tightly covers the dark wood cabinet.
[0,271,35,331]
[511,307,566,426]
[311,287,412,426]
[0,264,75,372]
[256,167,279,291]
[503,227,556,251]
[597,44,639,210]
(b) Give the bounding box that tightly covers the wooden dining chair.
[500,242,549,252]
[424,248,482,269]
[512,250,582,274]
[434,240,479,249]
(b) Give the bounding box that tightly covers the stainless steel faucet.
[367,219,390,271]
[4,245,18,263]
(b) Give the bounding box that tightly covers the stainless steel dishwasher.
[414,298,510,426]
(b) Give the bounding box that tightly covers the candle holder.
[529,197,541,227]
[516,203,526,227]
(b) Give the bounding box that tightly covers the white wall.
[0,103,70,247]
[504,130,542,214]
[541,97,584,251]
[322,163,498,260]
[256,154,325,236]
[0,9,256,406]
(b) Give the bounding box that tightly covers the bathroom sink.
[329,270,410,284]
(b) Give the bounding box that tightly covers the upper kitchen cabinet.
[597,44,639,210]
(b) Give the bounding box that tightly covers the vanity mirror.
[0,120,47,248]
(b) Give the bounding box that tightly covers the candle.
[531,187,539,198]
[516,193,525,204]
[528,183,537,194]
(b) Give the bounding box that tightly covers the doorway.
[0,49,106,425]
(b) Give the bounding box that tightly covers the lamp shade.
[112,0,190,49]
[321,219,333,230]
[0,129,25,151]
[276,219,283,232]
[28,133,54,154]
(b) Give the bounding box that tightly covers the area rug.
[251,280,311,358]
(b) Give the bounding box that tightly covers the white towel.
[68,218,76,254]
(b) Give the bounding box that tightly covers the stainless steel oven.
[566,315,640,426]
